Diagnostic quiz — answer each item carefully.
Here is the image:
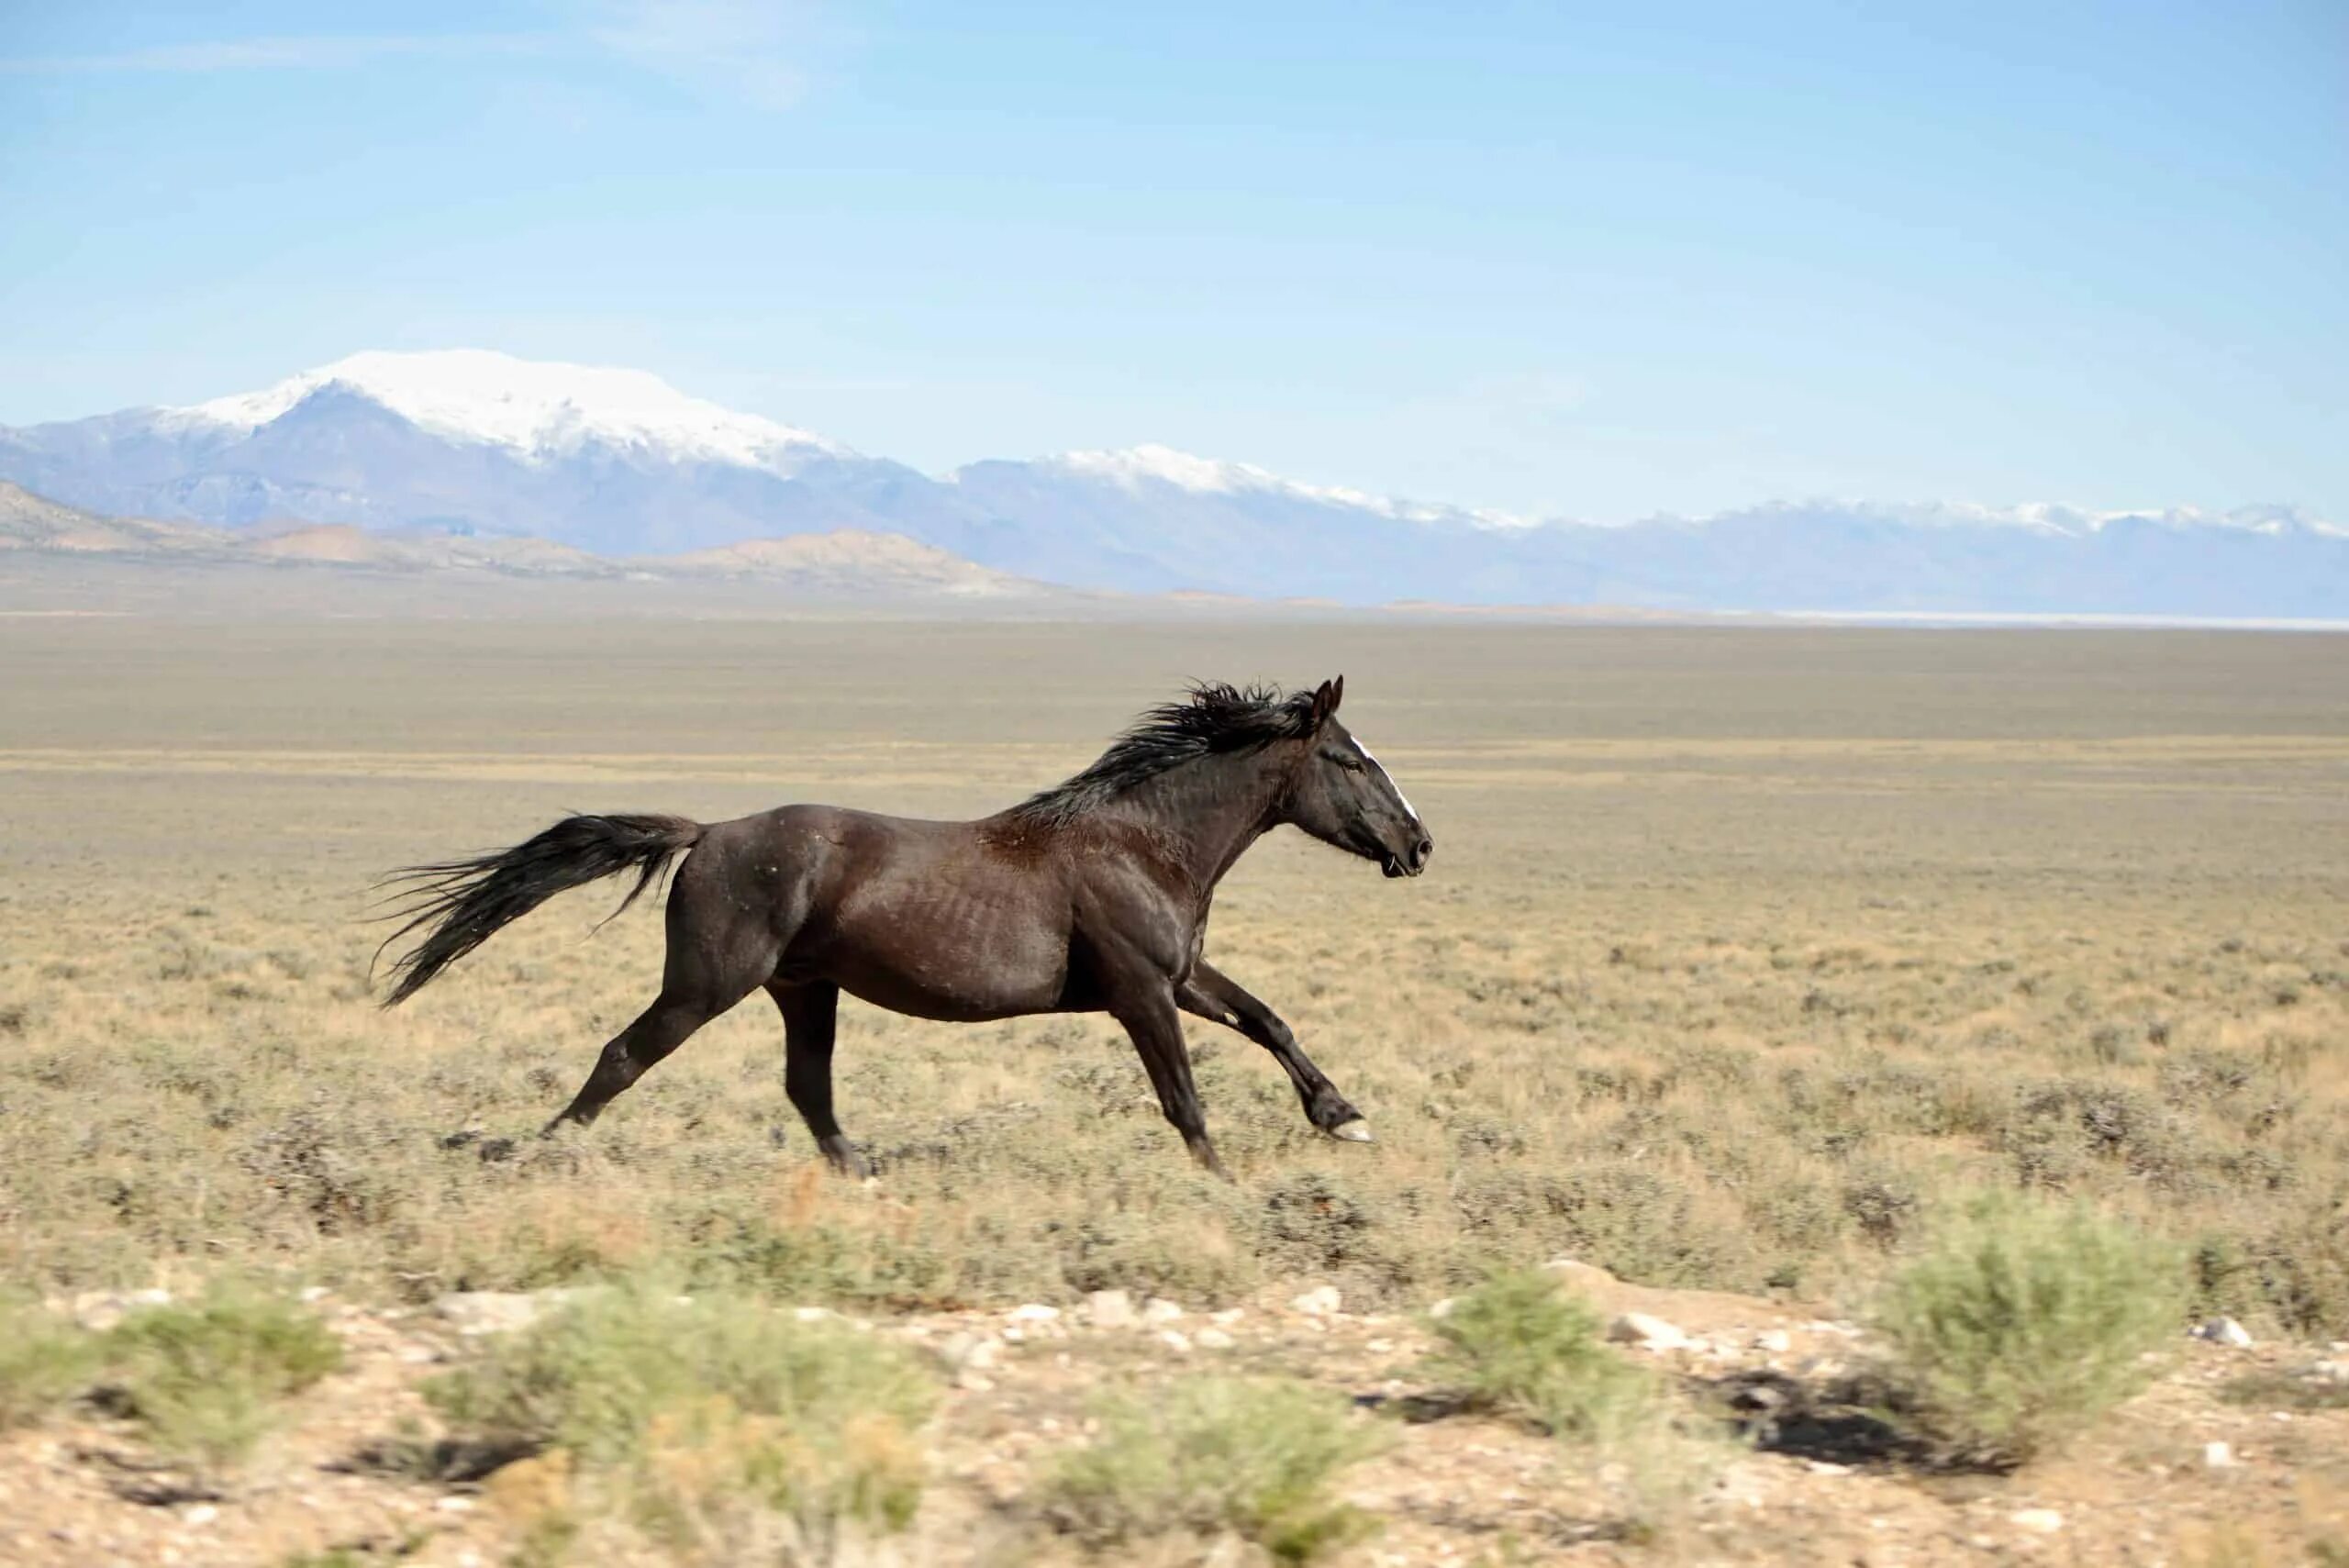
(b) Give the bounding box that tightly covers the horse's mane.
[1007,682,1320,828]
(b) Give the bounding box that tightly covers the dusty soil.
[4,1262,2343,1567]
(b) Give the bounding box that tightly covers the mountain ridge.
[5,350,2342,615]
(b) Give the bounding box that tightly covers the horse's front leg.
[1178,960,1372,1143]
[1108,979,1230,1180]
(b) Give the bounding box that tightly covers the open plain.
[3,609,2347,1566]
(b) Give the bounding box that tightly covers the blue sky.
[2,1,2342,523]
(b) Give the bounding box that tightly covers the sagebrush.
[429,1282,935,1562]
[104,1281,345,1474]
[1871,1191,2188,1462]
[1039,1376,1386,1563]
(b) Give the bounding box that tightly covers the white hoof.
[1329,1119,1375,1143]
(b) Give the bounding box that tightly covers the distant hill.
[0,481,1056,601]
[4,350,2343,615]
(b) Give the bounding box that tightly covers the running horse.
[376,677,1432,1177]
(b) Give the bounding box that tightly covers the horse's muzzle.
[1384,835,1434,878]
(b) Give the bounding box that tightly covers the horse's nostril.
[1411,837,1433,867]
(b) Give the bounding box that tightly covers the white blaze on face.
[1352,737,1419,826]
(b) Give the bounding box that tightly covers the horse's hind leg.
[544,991,719,1132]
[544,862,774,1133]
[767,981,871,1178]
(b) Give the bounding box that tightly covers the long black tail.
[373,813,704,1007]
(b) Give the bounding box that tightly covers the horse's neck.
[1118,752,1286,892]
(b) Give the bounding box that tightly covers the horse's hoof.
[1328,1118,1375,1143]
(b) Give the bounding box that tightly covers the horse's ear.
[1309,676,1343,731]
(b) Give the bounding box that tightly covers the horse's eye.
[1329,752,1365,773]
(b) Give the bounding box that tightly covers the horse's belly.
[831,964,1061,1023]
[823,931,1067,1020]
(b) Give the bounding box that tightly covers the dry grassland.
[3,613,2346,1563]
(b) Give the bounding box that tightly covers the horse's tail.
[373,813,705,1007]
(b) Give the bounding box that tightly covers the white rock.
[1008,1303,1062,1323]
[1085,1290,1135,1329]
[2305,1359,2349,1385]
[1751,1329,1792,1354]
[964,1338,1004,1371]
[2192,1317,2254,1349]
[2203,1440,2234,1469]
[1607,1312,1692,1352]
[1158,1329,1193,1353]
[1209,1307,1247,1327]
[181,1504,218,1527]
[435,1292,542,1336]
[1141,1296,1186,1325]
[956,1371,994,1393]
[1196,1327,1236,1350]
[1428,1297,1457,1320]
[793,1306,840,1323]
[2010,1508,2065,1534]
[299,1285,331,1304]
[1290,1285,1343,1317]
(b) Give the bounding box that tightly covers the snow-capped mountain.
[2,350,2342,615]
[0,349,952,557]
[168,350,844,470]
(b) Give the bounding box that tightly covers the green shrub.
[1424,1269,1653,1440]
[1039,1377,1386,1563]
[105,1282,344,1473]
[1422,1270,1734,1538]
[0,1296,104,1429]
[428,1283,935,1558]
[1871,1192,2187,1462]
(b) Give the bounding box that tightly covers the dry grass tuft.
[102,1281,346,1476]
[0,1296,105,1431]
[1037,1376,1386,1563]
[430,1282,935,1563]
[1424,1269,1653,1440]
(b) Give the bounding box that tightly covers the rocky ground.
[5,1260,2343,1568]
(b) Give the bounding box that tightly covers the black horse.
[378,677,1431,1177]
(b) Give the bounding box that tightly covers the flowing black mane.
[1007,683,1321,828]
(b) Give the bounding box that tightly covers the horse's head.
[1281,676,1433,878]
